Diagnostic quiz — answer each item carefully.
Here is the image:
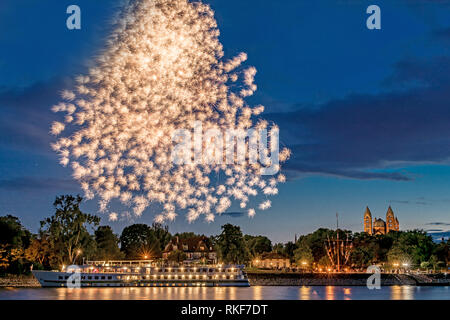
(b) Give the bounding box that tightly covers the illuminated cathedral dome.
[373,218,386,228]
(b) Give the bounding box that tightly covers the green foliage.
[0,215,31,249]
[24,236,51,267]
[120,224,164,259]
[318,255,331,267]
[296,228,334,263]
[0,215,32,273]
[167,249,187,263]
[387,244,412,266]
[293,241,314,265]
[244,235,272,257]
[433,241,449,267]
[173,232,200,240]
[215,224,249,264]
[150,223,172,251]
[272,243,284,254]
[94,226,123,260]
[283,242,296,260]
[40,195,99,267]
[386,230,435,266]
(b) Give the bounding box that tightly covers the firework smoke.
[51,0,290,223]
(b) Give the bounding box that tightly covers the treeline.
[283,228,449,271]
[0,195,257,274]
[0,195,449,274]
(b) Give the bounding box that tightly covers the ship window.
[95,276,99,280]
[88,276,92,280]
[65,276,69,279]
[101,276,105,280]
[58,276,63,280]
[108,276,112,280]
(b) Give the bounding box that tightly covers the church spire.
[363,206,373,235]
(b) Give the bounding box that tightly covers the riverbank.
[1,272,448,288]
[0,275,40,288]
[247,272,450,286]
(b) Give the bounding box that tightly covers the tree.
[244,235,272,257]
[318,255,331,268]
[294,241,314,266]
[150,223,172,251]
[272,243,284,254]
[94,226,123,261]
[167,250,186,263]
[0,215,31,248]
[215,224,249,264]
[0,215,32,273]
[296,228,335,263]
[283,241,296,261]
[173,232,200,240]
[120,224,161,259]
[433,240,449,268]
[387,244,411,267]
[24,235,51,268]
[40,195,99,267]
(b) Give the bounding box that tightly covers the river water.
[0,286,449,300]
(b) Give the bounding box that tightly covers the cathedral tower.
[386,206,395,233]
[364,206,373,235]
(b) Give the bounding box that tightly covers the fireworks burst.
[51,0,290,223]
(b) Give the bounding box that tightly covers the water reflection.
[391,285,414,300]
[1,286,449,300]
[299,286,311,300]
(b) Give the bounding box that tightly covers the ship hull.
[32,270,250,288]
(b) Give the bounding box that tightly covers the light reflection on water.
[0,286,448,300]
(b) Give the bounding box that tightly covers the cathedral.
[363,206,399,235]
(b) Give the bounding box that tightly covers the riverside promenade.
[247,272,450,286]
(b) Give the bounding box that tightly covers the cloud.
[426,222,450,226]
[268,56,450,181]
[0,177,78,191]
[222,211,245,217]
[389,199,429,205]
[0,77,71,152]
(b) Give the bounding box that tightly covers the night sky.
[1,0,450,243]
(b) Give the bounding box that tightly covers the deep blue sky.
[1,0,450,243]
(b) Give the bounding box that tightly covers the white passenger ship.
[32,260,250,287]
